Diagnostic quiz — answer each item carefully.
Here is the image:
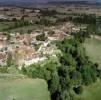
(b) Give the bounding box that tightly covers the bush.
[36,33,47,41]
[73,86,83,94]
[0,67,8,73]
[12,18,17,21]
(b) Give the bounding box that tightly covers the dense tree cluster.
[2,19,33,32]
[40,9,58,17]
[70,14,101,35]
[72,14,96,24]
[35,18,54,26]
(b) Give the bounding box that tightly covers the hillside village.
[1,2,101,100]
[0,22,86,69]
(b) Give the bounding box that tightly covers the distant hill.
[47,1,97,6]
[0,0,100,7]
[0,0,36,7]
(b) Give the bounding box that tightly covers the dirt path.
[90,35,101,41]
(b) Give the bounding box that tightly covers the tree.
[12,18,17,21]
[4,32,11,41]
[36,33,47,41]
[28,29,32,34]
[60,90,71,100]
[21,15,25,21]
[49,71,60,94]
[81,63,97,85]
[7,52,12,67]
[48,31,55,36]
[70,71,82,86]
[73,86,83,94]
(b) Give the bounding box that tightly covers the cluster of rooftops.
[0,22,86,69]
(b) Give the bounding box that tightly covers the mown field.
[0,21,43,33]
[76,38,101,100]
[0,74,50,100]
[80,79,101,100]
[0,22,14,31]
[84,38,101,67]
[9,24,44,33]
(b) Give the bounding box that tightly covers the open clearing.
[76,38,101,100]
[9,24,44,33]
[0,21,44,33]
[74,79,101,100]
[82,79,101,100]
[0,22,13,31]
[84,38,101,67]
[0,74,50,100]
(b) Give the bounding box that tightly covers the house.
[0,41,7,50]
[48,31,67,41]
[72,25,86,33]
[12,45,46,69]
[0,34,7,41]
[38,40,57,56]
[24,53,47,68]
[12,45,34,69]
[0,15,8,20]
[72,27,81,32]
[9,33,34,46]
[34,9,40,13]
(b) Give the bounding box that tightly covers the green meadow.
[76,38,101,100]
[84,38,101,67]
[0,74,50,100]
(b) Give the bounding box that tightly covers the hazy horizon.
[0,0,99,6]
[0,0,97,3]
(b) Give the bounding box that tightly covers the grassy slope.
[84,38,101,67]
[0,75,50,100]
[81,79,101,100]
[0,22,14,31]
[0,21,34,32]
[75,38,101,100]
[9,25,43,33]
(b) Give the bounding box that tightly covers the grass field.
[0,21,44,33]
[9,24,44,33]
[84,38,101,67]
[75,38,101,100]
[0,74,50,100]
[74,79,101,100]
[0,22,13,31]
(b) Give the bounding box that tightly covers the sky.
[96,0,101,2]
[26,0,97,2]
[0,0,97,1]
[0,0,99,3]
[35,0,97,2]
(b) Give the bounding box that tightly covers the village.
[0,22,86,69]
[1,1,101,100]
